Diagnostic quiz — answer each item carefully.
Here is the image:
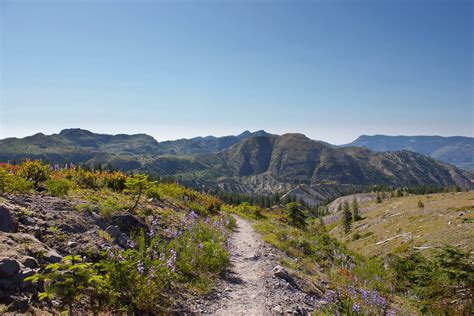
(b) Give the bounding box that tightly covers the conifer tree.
[342,201,352,233]
[376,192,382,203]
[352,197,361,221]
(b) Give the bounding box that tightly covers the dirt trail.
[191,216,321,315]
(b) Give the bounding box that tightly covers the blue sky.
[1,0,472,144]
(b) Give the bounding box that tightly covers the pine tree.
[342,201,352,234]
[286,202,307,229]
[352,197,361,221]
[376,192,382,203]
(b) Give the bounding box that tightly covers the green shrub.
[417,200,425,208]
[25,255,111,313]
[388,245,473,312]
[125,174,150,212]
[18,159,51,188]
[45,179,71,197]
[99,196,123,218]
[101,171,127,191]
[145,185,161,200]
[3,174,33,193]
[73,169,98,189]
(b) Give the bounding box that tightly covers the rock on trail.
[190,216,322,315]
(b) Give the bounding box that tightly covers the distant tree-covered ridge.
[1,129,472,196]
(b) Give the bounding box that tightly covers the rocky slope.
[0,193,153,312]
[344,135,474,172]
[194,134,473,191]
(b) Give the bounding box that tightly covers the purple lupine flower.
[361,289,369,302]
[347,286,358,299]
[106,249,115,259]
[205,217,211,225]
[167,249,177,272]
[137,260,145,274]
[147,267,155,286]
[325,290,337,303]
[126,239,136,249]
[198,242,204,249]
[188,210,199,221]
[147,230,156,238]
[352,303,361,313]
[151,217,159,227]
[159,252,165,262]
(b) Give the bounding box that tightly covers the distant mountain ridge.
[344,135,474,172]
[156,130,276,155]
[1,130,472,196]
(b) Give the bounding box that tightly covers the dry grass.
[328,190,474,257]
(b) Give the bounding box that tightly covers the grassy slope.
[327,191,474,257]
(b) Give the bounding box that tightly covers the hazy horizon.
[1,126,473,146]
[1,0,473,144]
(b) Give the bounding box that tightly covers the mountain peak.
[237,130,252,138]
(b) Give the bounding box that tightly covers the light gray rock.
[272,265,295,285]
[67,241,78,247]
[45,250,62,263]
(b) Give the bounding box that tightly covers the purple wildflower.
[188,210,199,221]
[325,290,337,304]
[352,303,361,313]
[198,242,204,249]
[137,260,145,274]
[167,249,177,272]
[126,239,136,249]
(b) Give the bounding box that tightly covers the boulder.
[22,256,38,269]
[0,205,18,233]
[111,214,148,235]
[44,250,62,263]
[105,225,121,239]
[67,241,78,247]
[4,295,29,313]
[272,265,296,286]
[17,268,35,289]
[0,258,20,278]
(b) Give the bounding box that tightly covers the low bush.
[1,173,33,193]
[388,245,473,312]
[46,179,72,197]
[99,196,124,218]
[17,159,51,188]
[25,255,112,314]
